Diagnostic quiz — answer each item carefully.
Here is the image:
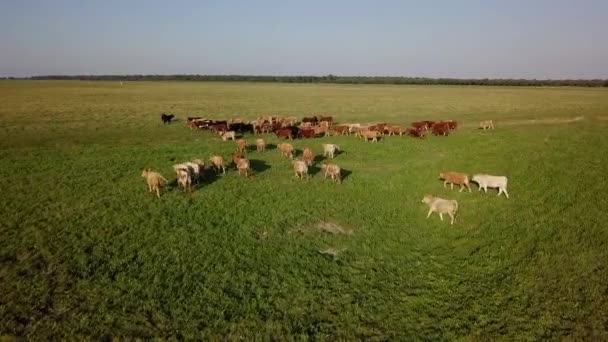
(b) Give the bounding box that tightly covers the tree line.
[6,74,608,87]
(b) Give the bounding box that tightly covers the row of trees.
[14,74,608,87]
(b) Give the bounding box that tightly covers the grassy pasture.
[1,81,607,340]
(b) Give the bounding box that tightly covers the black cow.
[161,113,175,124]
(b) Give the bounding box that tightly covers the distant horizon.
[6,73,607,81]
[2,1,607,79]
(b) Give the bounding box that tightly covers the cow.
[406,127,426,138]
[385,125,405,136]
[331,125,350,135]
[362,130,381,142]
[432,122,450,136]
[236,139,248,154]
[299,128,315,138]
[161,113,175,124]
[292,160,309,180]
[411,121,429,131]
[471,174,509,198]
[209,155,226,174]
[321,163,342,184]
[231,152,245,169]
[275,126,298,140]
[479,120,495,130]
[220,131,236,141]
[302,147,314,166]
[421,195,458,225]
[210,123,228,133]
[439,172,471,192]
[236,157,251,177]
[255,138,266,152]
[278,143,295,159]
[141,169,167,198]
[446,120,458,130]
[322,144,340,159]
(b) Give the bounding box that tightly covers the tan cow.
[209,155,226,174]
[141,169,167,198]
[322,143,340,159]
[255,138,266,152]
[479,120,495,130]
[278,143,295,159]
[321,163,342,184]
[236,139,248,154]
[362,130,380,142]
[236,157,250,177]
[302,147,314,166]
[292,160,309,180]
[421,195,458,225]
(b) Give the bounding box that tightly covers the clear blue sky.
[1,0,606,78]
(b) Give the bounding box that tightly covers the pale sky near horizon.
[1,0,607,78]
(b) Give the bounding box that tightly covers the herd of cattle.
[146,114,503,224]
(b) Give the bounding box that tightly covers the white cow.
[471,174,509,198]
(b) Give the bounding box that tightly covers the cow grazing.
[421,195,458,225]
[471,174,509,198]
[362,130,381,142]
[221,131,236,141]
[302,148,314,166]
[236,157,251,177]
[322,143,340,159]
[255,138,266,152]
[209,155,226,174]
[439,172,471,192]
[161,113,175,124]
[141,169,167,198]
[432,122,450,136]
[292,160,309,180]
[479,120,495,130]
[321,163,342,184]
[236,139,248,153]
[278,143,295,159]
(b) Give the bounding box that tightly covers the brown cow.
[439,172,472,192]
[331,125,350,135]
[432,122,450,136]
[406,127,426,138]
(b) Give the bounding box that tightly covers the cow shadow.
[249,159,271,174]
[308,164,323,177]
[199,167,221,186]
[341,168,353,181]
[265,143,277,151]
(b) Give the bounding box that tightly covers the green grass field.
[1,81,607,340]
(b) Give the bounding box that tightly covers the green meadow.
[1,81,607,340]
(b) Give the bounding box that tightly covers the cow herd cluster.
[145,114,503,224]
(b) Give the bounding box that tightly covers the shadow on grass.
[249,159,271,174]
